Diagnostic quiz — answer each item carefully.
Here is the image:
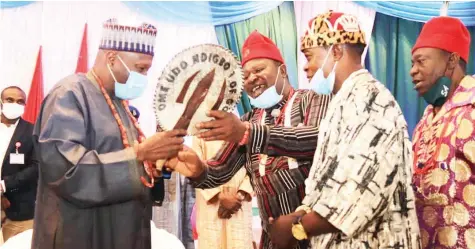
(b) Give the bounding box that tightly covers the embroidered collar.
[444,75,475,109]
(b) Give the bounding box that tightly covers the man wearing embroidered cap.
[31,19,187,249]
[166,30,331,249]
[265,11,421,249]
[410,16,475,249]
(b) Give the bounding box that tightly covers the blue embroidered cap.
[99,18,157,56]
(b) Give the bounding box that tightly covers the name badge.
[10,153,24,164]
[288,158,299,169]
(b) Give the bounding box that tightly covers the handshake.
[133,110,250,179]
[133,129,205,179]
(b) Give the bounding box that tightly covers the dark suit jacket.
[2,118,38,221]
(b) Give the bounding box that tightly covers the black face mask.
[422,57,453,107]
[422,76,451,107]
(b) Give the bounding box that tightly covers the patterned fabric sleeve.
[248,92,330,159]
[194,142,247,189]
[304,101,403,238]
[247,124,318,160]
[192,113,252,189]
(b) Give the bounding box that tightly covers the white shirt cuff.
[1,180,5,193]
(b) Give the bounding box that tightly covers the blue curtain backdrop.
[214,1,299,115]
[5,1,475,26]
[355,1,475,26]
[122,1,283,25]
[4,1,475,131]
[365,12,475,137]
[0,1,34,8]
[1,1,283,25]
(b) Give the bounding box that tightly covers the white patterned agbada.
[302,69,422,249]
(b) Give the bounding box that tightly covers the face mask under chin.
[422,76,451,107]
[422,60,453,107]
[248,65,285,109]
[309,45,337,95]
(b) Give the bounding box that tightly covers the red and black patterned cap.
[301,11,366,51]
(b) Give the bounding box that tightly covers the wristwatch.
[291,215,308,240]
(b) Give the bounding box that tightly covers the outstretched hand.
[137,129,187,162]
[196,110,247,143]
[164,146,205,178]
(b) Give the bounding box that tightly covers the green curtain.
[214,1,298,115]
[365,12,475,138]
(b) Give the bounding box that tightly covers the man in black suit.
[0,86,38,242]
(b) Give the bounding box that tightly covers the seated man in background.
[0,86,38,242]
[192,135,253,249]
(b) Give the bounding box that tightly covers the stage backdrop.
[356,1,475,26]
[0,1,219,137]
[215,1,298,115]
[365,12,475,137]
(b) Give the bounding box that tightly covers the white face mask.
[0,100,24,120]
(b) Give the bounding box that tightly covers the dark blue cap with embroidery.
[129,105,140,120]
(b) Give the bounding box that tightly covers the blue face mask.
[309,46,337,95]
[108,55,148,100]
[248,65,285,109]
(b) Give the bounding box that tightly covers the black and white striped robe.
[193,89,331,249]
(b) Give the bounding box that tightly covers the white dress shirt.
[0,120,19,192]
